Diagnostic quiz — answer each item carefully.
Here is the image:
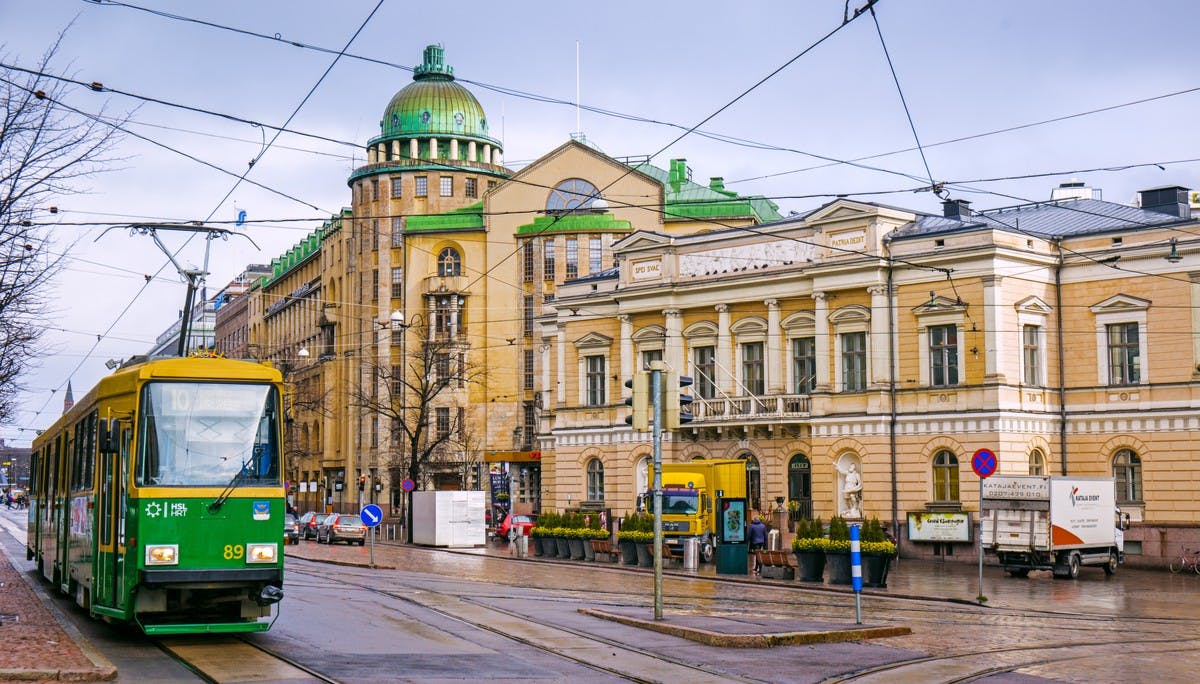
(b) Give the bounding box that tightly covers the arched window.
[586,458,605,502]
[546,178,601,213]
[741,454,761,511]
[787,454,811,519]
[1028,449,1046,476]
[437,248,461,276]
[932,450,960,502]
[1113,449,1142,504]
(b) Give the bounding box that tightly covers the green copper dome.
[379,45,494,143]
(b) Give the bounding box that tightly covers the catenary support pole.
[651,361,664,621]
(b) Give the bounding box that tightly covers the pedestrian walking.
[748,516,767,575]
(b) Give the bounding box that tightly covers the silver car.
[316,513,367,546]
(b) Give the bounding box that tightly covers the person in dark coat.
[748,516,768,575]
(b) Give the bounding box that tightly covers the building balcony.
[692,393,810,422]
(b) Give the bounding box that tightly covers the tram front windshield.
[136,382,280,487]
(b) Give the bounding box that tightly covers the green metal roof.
[515,213,632,236]
[257,211,347,288]
[378,45,497,145]
[406,202,485,232]
[629,159,782,223]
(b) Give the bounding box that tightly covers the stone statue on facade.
[835,458,863,518]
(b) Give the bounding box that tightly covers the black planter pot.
[619,540,639,565]
[826,551,852,585]
[531,536,544,557]
[635,543,653,568]
[583,539,596,561]
[862,552,894,588]
[568,538,586,560]
[555,537,571,558]
[794,550,826,582]
[541,537,558,557]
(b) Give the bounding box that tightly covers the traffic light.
[662,371,694,429]
[358,475,366,491]
[623,372,650,431]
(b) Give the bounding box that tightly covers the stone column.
[391,140,400,160]
[619,315,634,390]
[367,146,377,164]
[409,139,419,159]
[868,285,890,388]
[982,275,1004,382]
[449,139,458,160]
[813,292,830,392]
[429,138,439,159]
[556,325,567,405]
[468,140,477,162]
[766,299,783,393]
[493,149,503,166]
[483,144,492,165]
[717,304,733,395]
[540,341,552,409]
[664,309,684,376]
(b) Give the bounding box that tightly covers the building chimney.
[1139,186,1191,219]
[942,198,972,219]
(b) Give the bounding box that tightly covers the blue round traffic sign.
[972,448,997,478]
[401,478,416,493]
[359,503,384,528]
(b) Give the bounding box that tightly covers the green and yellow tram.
[27,355,287,634]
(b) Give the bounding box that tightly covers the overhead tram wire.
[19,2,386,432]
[869,4,936,193]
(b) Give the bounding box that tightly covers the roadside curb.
[579,607,911,648]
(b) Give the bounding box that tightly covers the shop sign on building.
[907,511,971,542]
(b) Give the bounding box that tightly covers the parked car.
[317,513,367,546]
[298,511,321,540]
[283,513,301,545]
[498,513,537,540]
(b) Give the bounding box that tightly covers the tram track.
[156,634,338,683]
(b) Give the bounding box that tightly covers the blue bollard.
[850,524,863,624]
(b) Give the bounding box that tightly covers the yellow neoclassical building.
[545,185,1200,566]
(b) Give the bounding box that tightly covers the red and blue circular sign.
[971,448,997,478]
[401,478,416,493]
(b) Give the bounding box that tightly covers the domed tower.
[349,44,509,215]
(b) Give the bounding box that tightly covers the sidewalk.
[0,514,116,681]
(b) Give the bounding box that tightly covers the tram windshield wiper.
[208,447,258,513]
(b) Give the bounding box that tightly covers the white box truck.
[981,476,1129,579]
[411,490,487,548]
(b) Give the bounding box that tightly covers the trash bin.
[514,535,529,558]
[767,529,780,551]
[682,537,699,570]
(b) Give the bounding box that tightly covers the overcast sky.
[2,0,1196,446]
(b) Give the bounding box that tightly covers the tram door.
[94,425,127,610]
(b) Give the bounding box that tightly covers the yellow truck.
[646,459,747,563]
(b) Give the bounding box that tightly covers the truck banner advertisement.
[907,511,971,542]
[982,476,1050,500]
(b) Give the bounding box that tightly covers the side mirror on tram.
[99,419,119,454]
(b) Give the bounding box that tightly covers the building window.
[392,329,403,347]
[589,236,602,274]
[1029,449,1046,476]
[1107,322,1140,386]
[415,176,428,197]
[1113,449,1142,504]
[436,407,450,440]
[565,238,578,279]
[792,337,815,394]
[640,348,662,370]
[547,178,601,213]
[523,349,535,390]
[371,269,378,301]
[1022,324,1041,386]
[585,355,606,406]
[435,353,450,382]
[391,365,403,396]
[433,295,462,337]
[932,450,960,503]
[693,345,716,399]
[841,332,867,392]
[391,267,403,299]
[465,177,477,198]
[523,295,534,335]
[440,176,453,197]
[390,175,402,198]
[371,178,379,201]
[788,455,812,516]
[543,239,556,279]
[391,217,403,247]
[586,458,605,502]
[487,180,497,191]
[522,241,535,282]
[438,248,461,276]
[742,342,764,395]
[929,324,958,387]
[372,219,379,250]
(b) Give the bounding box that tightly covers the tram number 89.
[223,544,245,560]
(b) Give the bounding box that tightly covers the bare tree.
[0,37,125,424]
[353,322,485,540]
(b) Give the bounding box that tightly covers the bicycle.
[1168,547,1200,574]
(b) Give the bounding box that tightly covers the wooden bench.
[755,550,796,580]
[590,539,618,562]
[648,542,683,567]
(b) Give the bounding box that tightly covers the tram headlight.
[246,543,277,564]
[145,544,179,566]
